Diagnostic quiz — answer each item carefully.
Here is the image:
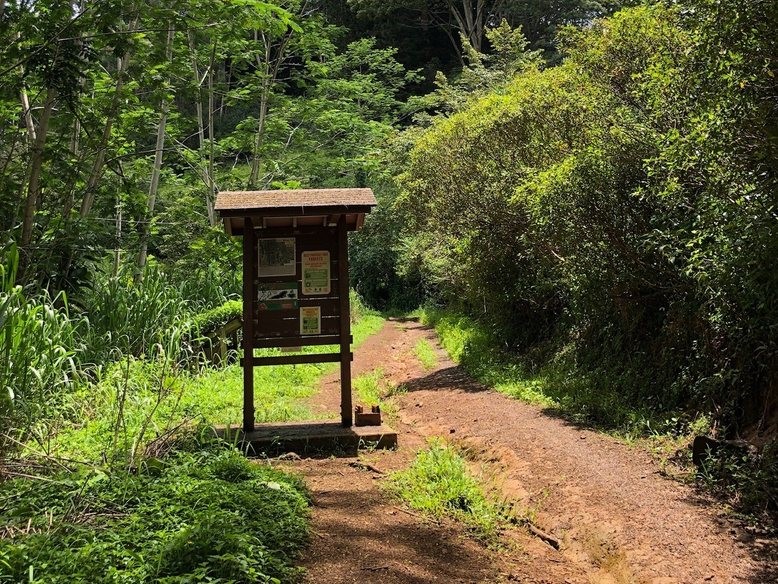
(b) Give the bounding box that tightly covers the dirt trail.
[278,319,775,584]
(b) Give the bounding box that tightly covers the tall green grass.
[77,263,192,363]
[0,245,85,452]
[43,294,385,463]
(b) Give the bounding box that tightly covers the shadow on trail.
[747,545,778,584]
[399,365,489,394]
[306,487,490,583]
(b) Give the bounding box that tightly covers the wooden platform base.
[214,421,398,457]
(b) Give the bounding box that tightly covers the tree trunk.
[20,87,36,143]
[113,195,122,277]
[207,40,217,225]
[136,25,174,283]
[248,31,272,189]
[219,59,231,121]
[79,35,134,218]
[187,29,216,226]
[20,87,55,258]
[248,26,294,189]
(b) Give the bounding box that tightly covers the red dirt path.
[276,319,776,584]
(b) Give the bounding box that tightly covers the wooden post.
[338,216,352,427]
[242,218,256,432]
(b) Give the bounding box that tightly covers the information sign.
[300,306,321,335]
[302,251,330,295]
[258,238,296,277]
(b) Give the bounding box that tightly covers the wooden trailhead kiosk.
[214,188,377,435]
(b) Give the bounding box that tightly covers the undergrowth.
[413,339,437,371]
[0,436,309,583]
[1,291,385,582]
[420,308,682,435]
[38,303,385,462]
[419,307,778,521]
[386,439,502,541]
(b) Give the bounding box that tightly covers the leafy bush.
[393,2,778,437]
[0,445,309,583]
[697,440,778,518]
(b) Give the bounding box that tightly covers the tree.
[349,0,508,56]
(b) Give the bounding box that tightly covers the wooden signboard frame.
[215,189,376,432]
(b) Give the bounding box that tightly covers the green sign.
[300,306,321,335]
[302,251,330,295]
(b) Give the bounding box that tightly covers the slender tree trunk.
[187,29,216,225]
[0,124,20,180]
[79,47,133,218]
[20,88,36,143]
[207,40,217,225]
[136,24,174,282]
[20,87,55,257]
[113,195,122,277]
[248,26,293,189]
[248,31,272,189]
[60,117,81,222]
[219,59,231,121]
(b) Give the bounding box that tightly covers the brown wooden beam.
[242,218,256,432]
[253,335,351,349]
[338,215,353,427]
[241,352,352,367]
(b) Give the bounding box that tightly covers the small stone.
[449,428,456,434]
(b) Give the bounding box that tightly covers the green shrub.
[0,446,309,583]
[190,300,243,336]
[386,440,501,539]
[394,1,778,435]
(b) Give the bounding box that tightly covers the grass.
[3,302,386,582]
[353,368,403,418]
[385,439,502,541]
[413,339,437,371]
[420,308,662,434]
[0,437,310,583]
[354,368,388,406]
[41,310,385,462]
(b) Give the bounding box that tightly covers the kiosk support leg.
[338,217,352,427]
[242,219,256,432]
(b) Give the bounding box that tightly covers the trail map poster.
[258,238,296,277]
[302,251,330,295]
[300,306,321,335]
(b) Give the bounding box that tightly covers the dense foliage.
[2,0,777,570]
[385,1,778,441]
[0,442,310,582]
